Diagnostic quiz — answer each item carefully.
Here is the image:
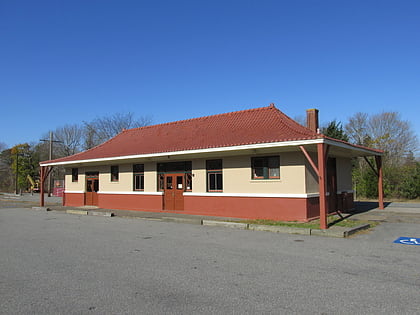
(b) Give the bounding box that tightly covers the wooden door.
[327,158,337,213]
[163,174,184,210]
[85,174,99,206]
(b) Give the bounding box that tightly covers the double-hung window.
[133,164,144,191]
[206,159,223,192]
[251,156,280,179]
[111,165,119,182]
[71,168,78,182]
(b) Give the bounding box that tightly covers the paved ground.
[349,201,420,224]
[0,200,420,314]
[0,193,62,208]
[2,192,420,225]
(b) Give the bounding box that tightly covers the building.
[39,104,384,229]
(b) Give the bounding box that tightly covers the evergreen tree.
[321,120,349,142]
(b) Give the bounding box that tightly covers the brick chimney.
[306,108,319,133]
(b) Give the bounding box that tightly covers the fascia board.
[40,138,324,166]
[324,138,384,156]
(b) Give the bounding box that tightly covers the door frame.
[327,158,337,213]
[163,173,185,211]
[85,172,99,206]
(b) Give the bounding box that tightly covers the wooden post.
[40,166,45,207]
[375,156,384,209]
[318,143,328,229]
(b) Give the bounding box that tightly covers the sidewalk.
[5,192,419,237]
[40,205,371,238]
[346,201,420,224]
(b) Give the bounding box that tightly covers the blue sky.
[1,0,419,149]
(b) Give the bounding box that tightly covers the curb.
[162,217,203,225]
[32,206,50,211]
[249,224,311,235]
[310,228,346,238]
[55,207,373,238]
[90,211,114,217]
[344,223,371,237]
[202,220,248,229]
[66,209,88,215]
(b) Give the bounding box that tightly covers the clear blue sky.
[1,0,419,149]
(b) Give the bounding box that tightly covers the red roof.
[43,105,322,164]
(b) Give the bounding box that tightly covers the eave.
[40,138,382,167]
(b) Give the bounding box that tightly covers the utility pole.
[40,131,63,197]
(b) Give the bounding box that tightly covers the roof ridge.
[123,105,274,133]
[270,106,319,137]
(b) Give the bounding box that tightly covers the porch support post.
[317,142,328,230]
[40,166,45,207]
[375,155,384,210]
[39,165,53,207]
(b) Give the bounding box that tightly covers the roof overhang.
[40,138,382,167]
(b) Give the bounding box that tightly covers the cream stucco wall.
[64,152,352,196]
[336,157,353,192]
[98,164,132,192]
[304,156,354,195]
[191,159,206,193]
[305,152,319,194]
[221,153,306,194]
[143,162,157,192]
[64,168,85,192]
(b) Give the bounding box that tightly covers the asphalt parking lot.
[1,198,420,314]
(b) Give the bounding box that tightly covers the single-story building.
[40,104,384,229]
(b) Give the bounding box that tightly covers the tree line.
[0,110,419,200]
[0,112,152,193]
[322,112,419,200]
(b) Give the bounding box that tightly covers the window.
[185,173,192,192]
[158,174,164,191]
[206,159,223,192]
[157,161,192,192]
[111,165,119,182]
[251,156,280,179]
[71,168,78,182]
[133,164,144,191]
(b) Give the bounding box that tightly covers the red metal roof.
[42,105,323,164]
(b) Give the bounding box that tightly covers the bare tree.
[344,112,369,146]
[53,124,84,157]
[345,111,418,165]
[83,112,152,149]
[0,142,7,152]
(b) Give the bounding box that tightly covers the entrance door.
[327,158,337,213]
[85,173,99,206]
[163,174,184,210]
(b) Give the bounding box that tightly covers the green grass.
[241,215,378,229]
